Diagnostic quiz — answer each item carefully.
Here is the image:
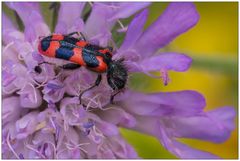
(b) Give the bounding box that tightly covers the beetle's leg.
[67,32,87,41]
[79,74,102,104]
[110,89,124,104]
[60,63,81,70]
[34,61,55,74]
[67,32,79,37]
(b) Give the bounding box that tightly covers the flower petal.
[17,83,42,108]
[139,52,192,72]
[43,79,65,103]
[87,113,119,136]
[7,2,50,42]
[122,90,206,117]
[156,124,219,159]
[109,2,151,21]
[84,3,114,40]
[15,112,39,139]
[168,107,236,143]
[55,2,85,34]
[108,136,139,158]
[2,12,24,44]
[134,2,199,57]
[118,9,148,53]
[85,2,150,45]
[132,116,219,159]
[98,106,136,128]
[2,97,21,125]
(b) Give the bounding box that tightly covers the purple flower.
[2,2,236,159]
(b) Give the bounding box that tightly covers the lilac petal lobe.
[156,124,219,159]
[3,97,21,125]
[7,2,50,41]
[15,112,39,139]
[17,83,42,108]
[98,106,136,128]
[122,90,206,117]
[109,2,151,20]
[43,79,65,103]
[55,21,67,34]
[2,12,16,31]
[118,9,149,52]
[139,52,192,72]
[170,107,236,143]
[2,13,24,44]
[84,3,113,39]
[68,18,85,33]
[87,113,119,136]
[134,2,200,57]
[55,2,85,33]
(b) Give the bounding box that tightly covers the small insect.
[36,32,128,103]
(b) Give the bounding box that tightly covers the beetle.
[36,32,128,103]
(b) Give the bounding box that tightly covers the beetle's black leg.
[67,32,86,41]
[34,61,55,73]
[110,89,125,104]
[60,63,81,70]
[79,74,102,104]
[66,32,79,37]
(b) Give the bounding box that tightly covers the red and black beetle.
[36,32,128,103]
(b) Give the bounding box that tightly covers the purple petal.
[98,106,136,128]
[2,12,24,44]
[84,3,114,40]
[88,113,119,136]
[55,2,85,34]
[98,148,115,159]
[2,12,16,31]
[108,136,139,158]
[31,132,55,158]
[2,70,17,88]
[109,2,151,21]
[125,52,192,85]
[132,116,219,158]
[3,97,21,125]
[60,97,86,127]
[43,79,65,103]
[133,2,199,57]
[7,2,50,41]
[122,90,206,117]
[139,52,192,72]
[15,112,39,139]
[156,124,219,159]
[3,62,31,95]
[17,83,42,108]
[96,120,119,137]
[32,51,44,63]
[68,18,84,34]
[168,107,236,143]
[118,9,148,53]
[85,2,149,44]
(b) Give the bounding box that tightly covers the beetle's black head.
[107,59,128,90]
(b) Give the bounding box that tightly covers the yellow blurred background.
[3,2,238,159]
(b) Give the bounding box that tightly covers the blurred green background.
[3,2,238,159]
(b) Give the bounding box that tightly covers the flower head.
[2,2,236,159]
